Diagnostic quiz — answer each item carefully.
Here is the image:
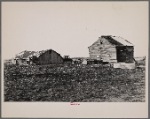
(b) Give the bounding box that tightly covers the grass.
[4,64,145,102]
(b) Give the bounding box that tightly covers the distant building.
[88,35,135,69]
[63,55,72,65]
[72,58,81,65]
[32,49,63,65]
[14,50,36,65]
[4,59,16,65]
[14,49,63,65]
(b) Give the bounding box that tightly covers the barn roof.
[89,35,133,48]
[102,35,133,46]
[33,49,62,58]
[32,49,48,57]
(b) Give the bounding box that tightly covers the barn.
[32,49,63,65]
[88,35,135,69]
[15,49,63,65]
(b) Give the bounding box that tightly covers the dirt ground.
[4,64,145,102]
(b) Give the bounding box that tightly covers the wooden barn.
[88,35,135,69]
[15,49,63,65]
[32,49,63,65]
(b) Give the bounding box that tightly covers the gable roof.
[102,35,133,46]
[89,35,133,48]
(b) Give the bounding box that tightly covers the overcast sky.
[2,1,148,59]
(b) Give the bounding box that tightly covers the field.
[4,63,145,102]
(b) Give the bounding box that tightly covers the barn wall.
[51,50,63,64]
[38,50,63,65]
[89,37,117,62]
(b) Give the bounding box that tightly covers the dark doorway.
[116,46,126,62]
[116,46,134,63]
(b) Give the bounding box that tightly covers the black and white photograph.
[1,1,148,118]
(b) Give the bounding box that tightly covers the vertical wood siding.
[38,50,63,65]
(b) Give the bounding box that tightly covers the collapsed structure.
[14,49,63,65]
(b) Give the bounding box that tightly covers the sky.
[2,1,148,59]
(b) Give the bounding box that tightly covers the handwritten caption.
[70,102,80,106]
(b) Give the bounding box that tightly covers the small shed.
[72,58,81,65]
[63,55,72,65]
